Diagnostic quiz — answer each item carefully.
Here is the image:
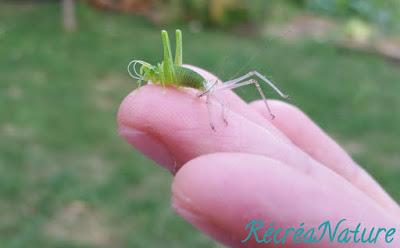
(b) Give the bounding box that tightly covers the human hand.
[117,66,400,247]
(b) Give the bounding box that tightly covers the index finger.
[117,67,392,211]
[118,65,291,172]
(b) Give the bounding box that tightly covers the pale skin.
[117,66,400,247]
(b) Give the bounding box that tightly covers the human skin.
[117,66,400,247]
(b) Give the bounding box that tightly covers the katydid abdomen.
[172,66,206,90]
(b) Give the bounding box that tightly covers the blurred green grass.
[0,2,399,248]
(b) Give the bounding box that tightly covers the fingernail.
[172,195,214,233]
[118,125,176,172]
[171,193,232,245]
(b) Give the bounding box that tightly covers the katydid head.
[127,60,160,86]
[128,29,183,87]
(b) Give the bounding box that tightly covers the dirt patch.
[376,38,400,62]
[44,201,112,247]
[267,14,400,63]
[342,140,365,157]
[91,73,128,111]
[267,14,337,40]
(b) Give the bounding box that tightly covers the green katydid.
[128,29,288,130]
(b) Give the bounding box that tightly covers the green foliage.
[305,0,400,32]
[153,0,278,29]
[148,0,400,32]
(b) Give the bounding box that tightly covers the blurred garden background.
[1,0,399,247]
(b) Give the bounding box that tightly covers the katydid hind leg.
[213,79,275,119]
[161,30,175,83]
[174,29,182,66]
[224,70,288,99]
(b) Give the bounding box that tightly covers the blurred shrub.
[88,0,153,14]
[88,0,274,29]
[86,0,400,33]
[305,0,400,32]
[343,18,373,44]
